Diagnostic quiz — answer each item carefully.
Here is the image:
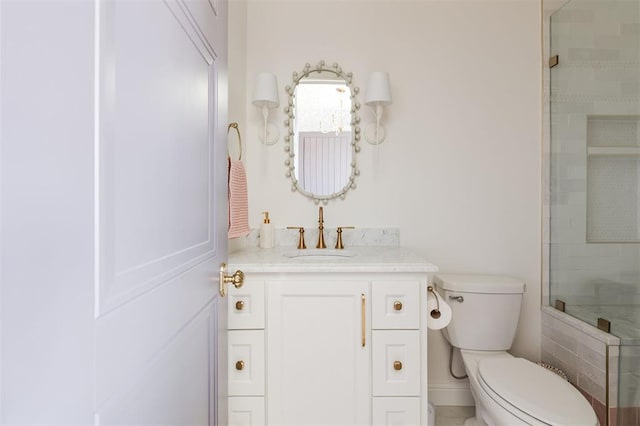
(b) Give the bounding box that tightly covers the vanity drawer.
[372,397,421,426]
[372,330,421,396]
[228,278,265,330]
[229,330,265,396]
[229,396,265,426]
[372,281,420,329]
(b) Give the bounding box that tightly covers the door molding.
[96,0,220,315]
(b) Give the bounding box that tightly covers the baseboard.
[428,383,475,406]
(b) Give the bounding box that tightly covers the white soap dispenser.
[259,211,274,249]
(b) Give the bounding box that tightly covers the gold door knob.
[393,361,403,371]
[219,262,244,297]
[393,301,403,311]
[235,360,245,371]
[235,300,245,310]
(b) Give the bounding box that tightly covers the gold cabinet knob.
[393,301,403,311]
[393,361,403,371]
[235,300,245,310]
[235,360,245,371]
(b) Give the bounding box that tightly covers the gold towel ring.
[227,122,242,161]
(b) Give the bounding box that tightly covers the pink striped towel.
[228,158,250,238]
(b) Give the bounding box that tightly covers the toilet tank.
[434,274,526,351]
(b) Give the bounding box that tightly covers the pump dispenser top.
[259,211,274,248]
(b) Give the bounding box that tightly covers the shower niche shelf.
[587,146,640,156]
[586,115,640,243]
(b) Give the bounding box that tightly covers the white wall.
[229,0,542,404]
[229,0,247,154]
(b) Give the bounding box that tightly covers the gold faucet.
[286,226,307,249]
[335,226,355,249]
[316,206,326,249]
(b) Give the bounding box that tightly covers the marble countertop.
[228,246,438,274]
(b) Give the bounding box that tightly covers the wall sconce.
[252,72,280,145]
[364,72,392,145]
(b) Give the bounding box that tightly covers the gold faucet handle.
[286,226,307,249]
[335,226,355,249]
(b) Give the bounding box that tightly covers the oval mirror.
[283,61,361,204]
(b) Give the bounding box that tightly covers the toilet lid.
[478,358,597,426]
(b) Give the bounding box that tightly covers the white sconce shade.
[364,72,392,106]
[364,71,392,146]
[252,72,279,145]
[252,72,280,108]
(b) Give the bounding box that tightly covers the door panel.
[0,0,228,424]
[95,261,217,407]
[98,0,219,313]
[95,0,228,424]
[182,0,223,48]
[98,307,214,424]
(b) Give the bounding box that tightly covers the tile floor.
[434,405,476,426]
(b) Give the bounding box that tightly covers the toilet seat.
[477,357,598,426]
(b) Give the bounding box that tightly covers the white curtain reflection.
[297,131,352,196]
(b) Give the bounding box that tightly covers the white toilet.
[434,274,599,426]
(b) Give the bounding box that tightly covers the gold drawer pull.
[235,360,245,371]
[393,361,403,371]
[393,301,403,311]
[235,300,245,310]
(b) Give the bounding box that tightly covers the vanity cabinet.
[267,281,371,425]
[227,247,437,426]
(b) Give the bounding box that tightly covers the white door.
[267,281,371,426]
[0,0,229,424]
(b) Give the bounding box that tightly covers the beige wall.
[229,0,542,404]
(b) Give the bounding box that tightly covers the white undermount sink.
[283,249,356,259]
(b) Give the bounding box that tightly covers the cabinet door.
[372,281,420,330]
[229,397,265,426]
[228,278,265,330]
[372,397,421,426]
[267,281,371,426]
[229,330,265,396]
[372,330,421,396]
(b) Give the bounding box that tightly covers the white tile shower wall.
[541,307,621,424]
[620,345,640,407]
[548,0,640,307]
